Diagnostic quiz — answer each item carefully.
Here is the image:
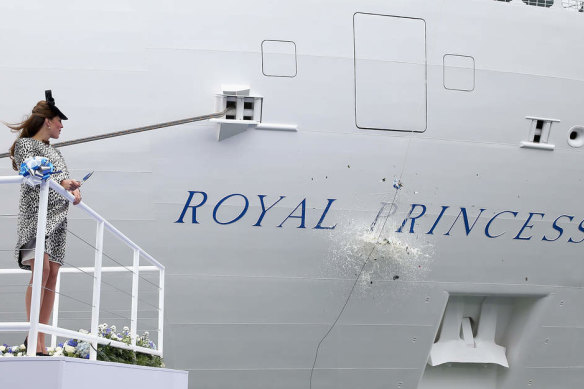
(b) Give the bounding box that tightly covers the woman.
[6,91,82,355]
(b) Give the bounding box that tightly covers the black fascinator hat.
[45,90,68,120]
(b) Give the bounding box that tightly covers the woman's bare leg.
[38,261,61,353]
[25,253,51,353]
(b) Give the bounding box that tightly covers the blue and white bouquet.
[47,334,90,359]
[0,343,26,357]
[19,156,56,186]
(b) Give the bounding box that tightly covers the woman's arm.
[50,147,81,201]
[51,148,70,187]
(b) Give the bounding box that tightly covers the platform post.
[27,179,49,357]
[158,267,165,354]
[89,221,104,360]
[130,249,140,348]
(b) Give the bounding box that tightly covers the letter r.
[175,191,208,224]
[396,204,427,234]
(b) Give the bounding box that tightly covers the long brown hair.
[5,101,56,170]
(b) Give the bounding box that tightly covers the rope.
[0,109,227,159]
[308,129,416,389]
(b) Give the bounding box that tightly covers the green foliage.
[92,325,163,367]
[135,352,163,367]
[96,343,137,365]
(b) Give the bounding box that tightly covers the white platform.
[0,357,188,389]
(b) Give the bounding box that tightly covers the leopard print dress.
[13,137,70,270]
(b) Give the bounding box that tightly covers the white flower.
[47,347,55,353]
[79,329,89,334]
[12,346,20,352]
[54,350,63,356]
[111,334,121,341]
[55,347,63,353]
[17,352,23,357]
[0,346,5,352]
[123,326,129,332]
[20,344,26,350]
[144,331,149,337]
[64,345,75,354]
[110,325,116,332]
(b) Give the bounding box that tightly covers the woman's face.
[47,117,63,139]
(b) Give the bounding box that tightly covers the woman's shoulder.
[15,137,46,150]
[14,137,34,152]
[14,138,50,160]
[15,137,42,147]
[15,137,30,146]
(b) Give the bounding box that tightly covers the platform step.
[0,357,188,389]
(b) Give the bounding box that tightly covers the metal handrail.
[495,0,584,10]
[0,175,165,360]
[47,180,164,269]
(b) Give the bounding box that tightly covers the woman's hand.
[61,180,82,204]
[71,189,82,205]
[61,179,81,191]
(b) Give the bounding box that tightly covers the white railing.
[561,0,584,10]
[495,0,584,10]
[0,175,165,360]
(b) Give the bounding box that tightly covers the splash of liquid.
[325,219,434,288]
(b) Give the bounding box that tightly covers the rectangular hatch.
[354,13,427,132]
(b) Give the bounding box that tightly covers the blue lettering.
[278,199,307,228]
[314,199,337,230]
[485,210,518,238]
[542,215,574,242]
[568,219,584,243]
[397,204,427,234]
[445,207,486,236]
[213,194,249,225]
[175,192,582,242]
[427,206,449,235]
[253,195,286,227]
[175,191,208,224]
[514,212,545,241]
